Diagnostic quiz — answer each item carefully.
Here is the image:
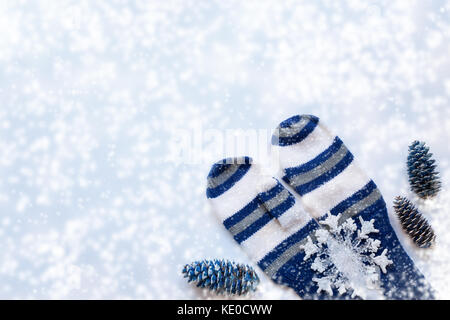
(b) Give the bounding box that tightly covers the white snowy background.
[0,0,449,299]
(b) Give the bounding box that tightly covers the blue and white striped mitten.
[272,114,435,300]
[206,157,356,299]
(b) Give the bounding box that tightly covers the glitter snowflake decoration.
[300,213,393,299]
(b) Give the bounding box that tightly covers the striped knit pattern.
[272,114,435,300]
[207,156,252,199]
[222,181,295,244]
[283,136,353,196]
[207,157,349,299]
[272,114,319,147]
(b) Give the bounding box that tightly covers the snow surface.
[0,0,449,299]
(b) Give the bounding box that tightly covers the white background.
[0,0,449,299]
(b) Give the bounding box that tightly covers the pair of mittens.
[206,115,435,300]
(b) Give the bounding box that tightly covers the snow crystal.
[0,0,449,299]
[301,213,392,299]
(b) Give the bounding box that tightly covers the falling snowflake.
[300,213,393,299]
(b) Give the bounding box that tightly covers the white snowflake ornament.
[300,213,392,299]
